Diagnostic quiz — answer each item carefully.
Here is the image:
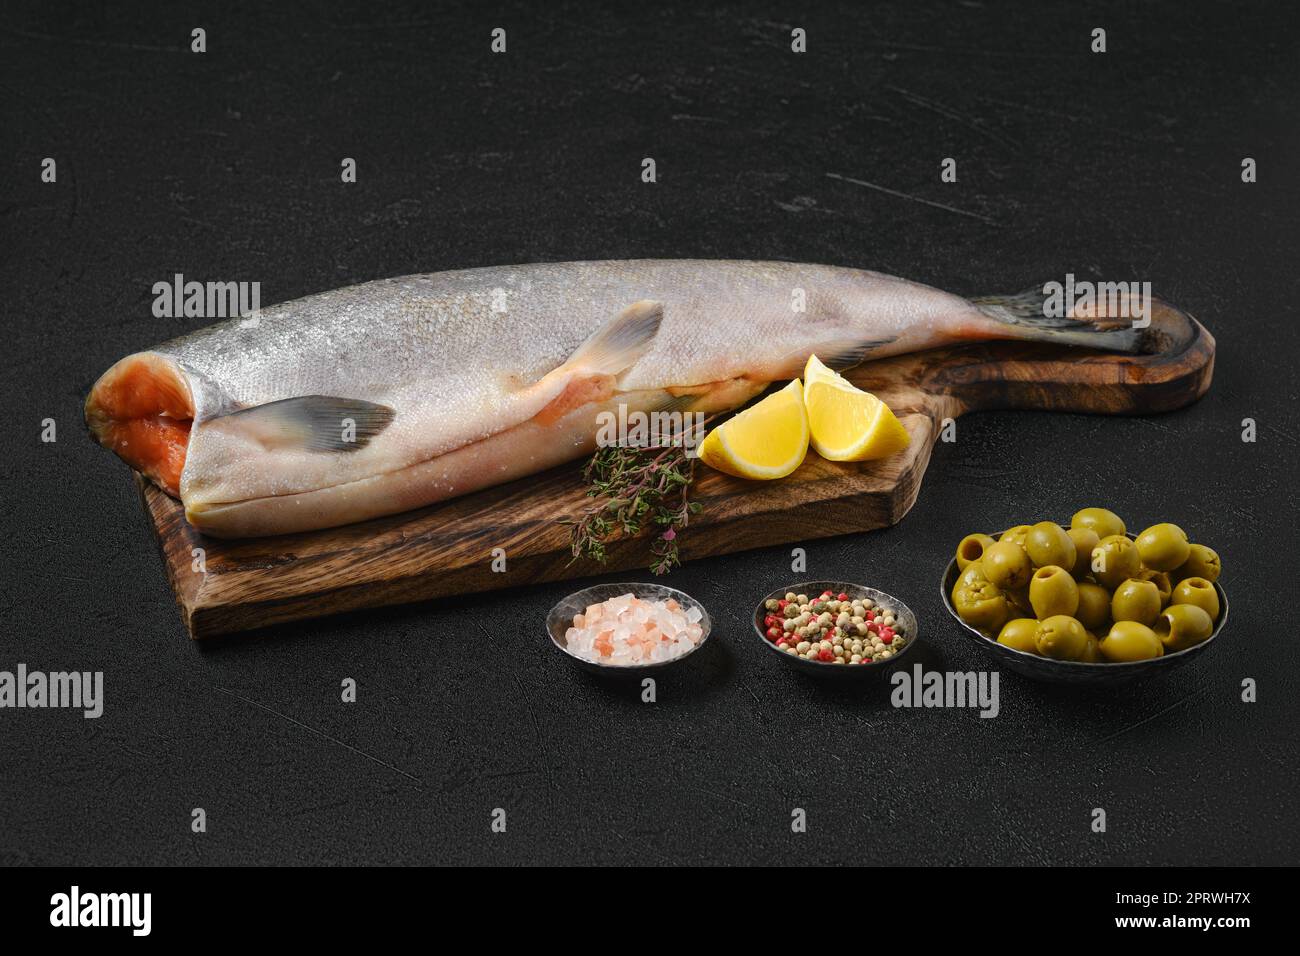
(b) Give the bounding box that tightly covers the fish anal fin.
[819,338,894,372]
[214,395,395,452]
[651,392,701,414]
[666,377,768,413]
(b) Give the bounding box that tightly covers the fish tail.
[970,287,1145,353]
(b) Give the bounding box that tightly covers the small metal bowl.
[941,529,1228,685]
[546,582,712,676]
[752,580,919,679]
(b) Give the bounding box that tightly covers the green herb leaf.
[564,418,712,575]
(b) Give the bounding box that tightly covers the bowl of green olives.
[942,509,1228,684]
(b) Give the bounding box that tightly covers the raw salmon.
[85,260,1142,537]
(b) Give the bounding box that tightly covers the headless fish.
[84,260,1142,537]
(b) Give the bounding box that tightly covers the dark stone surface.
[3,1,1296,865]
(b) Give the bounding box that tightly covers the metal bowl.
[752,580,919,679]
[940,529,1228,684]
[546,582,712,676]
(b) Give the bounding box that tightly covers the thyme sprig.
[566,419,712,575]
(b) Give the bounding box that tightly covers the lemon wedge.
[699,379,809,479]
[802,354,911,461]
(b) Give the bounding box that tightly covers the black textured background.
[3,1,1298,866]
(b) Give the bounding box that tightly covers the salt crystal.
[565,594,705,666]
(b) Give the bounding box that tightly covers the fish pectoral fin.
[212,395,395,452]
[562,299,663,377]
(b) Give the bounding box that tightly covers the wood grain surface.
[134,299,1215,638]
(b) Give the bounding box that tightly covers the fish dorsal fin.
[213,395,395,452]
[562,299,663,377]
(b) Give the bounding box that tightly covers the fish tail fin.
[563,299,663,376]
[970,287,1145,353]
[213,396,396,452]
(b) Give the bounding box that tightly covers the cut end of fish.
[85,352,193,497]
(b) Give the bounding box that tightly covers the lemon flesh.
[802,355,910,462]
[699,379,809,479]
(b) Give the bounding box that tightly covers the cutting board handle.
[853,298,1216,418]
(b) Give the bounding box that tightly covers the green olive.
[1071,507,1126,540]
[1171,576,1220,622]
[982,540,1032,589]
[997,618,1040,654]
[1080,632,1102,663]
[1092,534,1141,590]
[953,580,1011,632]
[1134,522,1191,572]
[1099,620,1162,662]
[1034,615,1089,660]
[956,533,997,572]
[1029,565,1080,619]
[1066,527,1100,578]
[1137,568,1173,607]
[1155,603,1214,652]
[1025,521,1077,570]
[999,524,1033,550]
[952,561,990,606]
[1174,543,1221,584]
[1111,578,1162,626]
[1074,582,1111,632]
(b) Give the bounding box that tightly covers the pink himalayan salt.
[564,593,704,666]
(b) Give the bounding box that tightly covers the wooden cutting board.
[135,299,1215,638]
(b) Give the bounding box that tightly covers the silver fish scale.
[150,259,942,421]
[94,258,1001,532]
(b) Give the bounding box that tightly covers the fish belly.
[184,386,762,537]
